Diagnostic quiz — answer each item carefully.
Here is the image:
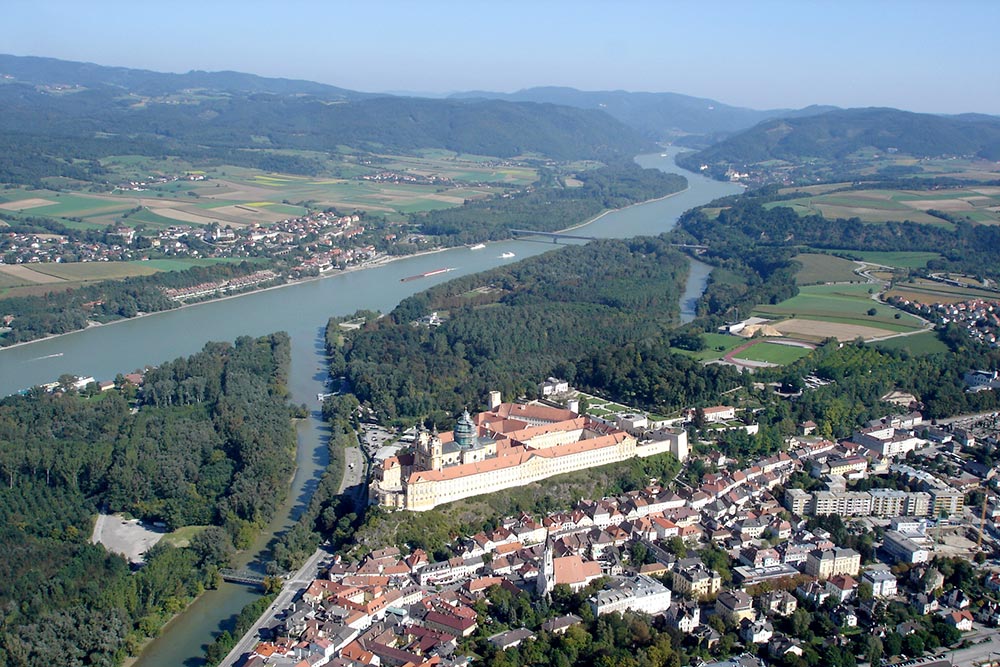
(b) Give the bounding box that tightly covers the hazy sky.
[5,0,999,114]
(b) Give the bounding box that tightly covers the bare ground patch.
[903,198,974,211]
[772,318,896,341]
[91,512,167,564]
[0,198,57,210]
[0,264,68,284]
[149,207,221,225]
[206,204,289,224]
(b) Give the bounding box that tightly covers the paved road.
[217,545,330,667]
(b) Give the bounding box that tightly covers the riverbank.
[0,245,451,356]
[0,183,686,358]
[559,183,691,234]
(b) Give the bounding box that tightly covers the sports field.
[731,341,813,365]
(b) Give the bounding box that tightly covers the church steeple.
[537,534,555,596]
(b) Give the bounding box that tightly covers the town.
[222,378,1000,667]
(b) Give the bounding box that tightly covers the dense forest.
[451,86,836,141]
[414,163,686,243]
[0,333,296,666]
[674,195,1000,281]
[327,236,747,425]
[678,107,1000,176]
[0,81,652,188]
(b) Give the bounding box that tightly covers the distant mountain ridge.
[0,54,370,100]
[0,55,659,185]
[676,107,1000,173]
[450,86,838,140]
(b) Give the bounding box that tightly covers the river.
[0,148,740,666]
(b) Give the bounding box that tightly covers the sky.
[4,0,999,114]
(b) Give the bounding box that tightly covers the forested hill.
[0,333,296,666]
[678,107,1000,173]
[328,237,740,425]
[0,57,657,184]
[450,86,836,141]
[0,53,370,99]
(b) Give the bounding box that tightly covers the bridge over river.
[219,569,278,587]
[509,228,707,249]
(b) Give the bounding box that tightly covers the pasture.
[872,331,949,356]
[793,253,862,285]
[820,250,941,269]
[675,332,748,361]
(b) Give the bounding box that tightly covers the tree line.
[0,333,297,666]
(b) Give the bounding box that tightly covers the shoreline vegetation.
[0,177,688,361]
[0,333,299,666]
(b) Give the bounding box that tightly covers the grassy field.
[159,525,209,548]
[886,277,1000,305]
[793,253,862,285]
[26,262,163,281]
[675,332,748,361]
[0,258,259,299]
[754,283,924,333]
[872,331,949,356]
[766,186,1000,226]
[732,341,813,364]
[819,250,942,269]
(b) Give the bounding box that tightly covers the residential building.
[804,548,861,580]
[672,564,722,599]
[590,575,673,616]
[716,590,756,623]
[862,567,898,598]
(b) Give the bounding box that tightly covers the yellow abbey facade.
[371,402,684,512]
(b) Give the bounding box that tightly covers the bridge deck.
[509,229,707,249]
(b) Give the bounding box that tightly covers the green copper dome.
[454,410,476,449]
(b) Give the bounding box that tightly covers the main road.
[216,546,331,667]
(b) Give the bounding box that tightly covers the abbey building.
[372,400,687,512]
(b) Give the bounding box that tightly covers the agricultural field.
[766,186,1000,225]
[886,276,1000,305]
[0,149,539,231]
[0,258,253,299]
[381,150,539,185]
[752,283,926,341]
[819,250,941,269]
[793,253,862,285]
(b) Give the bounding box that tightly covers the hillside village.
[228,395,1000,667]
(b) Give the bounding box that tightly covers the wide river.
[0,149,739,666]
